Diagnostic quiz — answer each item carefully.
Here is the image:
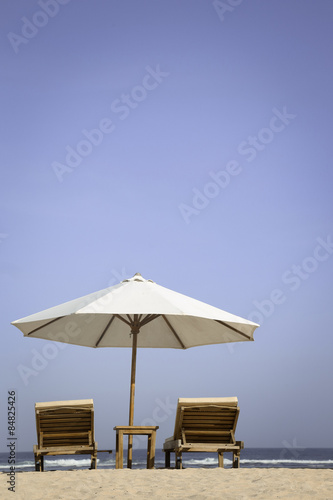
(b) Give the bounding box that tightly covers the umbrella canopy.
[12,272,259,430]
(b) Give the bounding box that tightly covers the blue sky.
[1,0,332,453]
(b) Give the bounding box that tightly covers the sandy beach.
[1,468,332,500]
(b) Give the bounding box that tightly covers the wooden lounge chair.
[163,397,244,469]
[33,399,110,471]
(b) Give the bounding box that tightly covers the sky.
[1,0,333,454]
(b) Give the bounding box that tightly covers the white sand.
[1,468,333,499]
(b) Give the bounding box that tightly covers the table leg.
[127,434,133,469]
[146,434,151,469]
[149,431,156,469]
[115,431,124,469]
[115,431,119,468]
[119,431,124,469]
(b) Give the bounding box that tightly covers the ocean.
[0,448,332,472]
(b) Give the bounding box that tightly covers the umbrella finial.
[122,273,154,283]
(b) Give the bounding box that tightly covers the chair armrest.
[236,441,244,449]
[163,439,181,451]
[164,436,175,444]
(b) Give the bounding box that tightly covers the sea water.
[0,448,332,472]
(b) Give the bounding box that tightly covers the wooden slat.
[183,419,235,424]
[185,436,231,441]
[38,413,92,418]
[41,426,91,429]
[43,432,89,437]
[183,416,236,421]
[183,412,233,415]
[35,445,94,453]
[180,444,239,452]
[40,421,91,426]
[185,435,231,440]
[185,430,231,435]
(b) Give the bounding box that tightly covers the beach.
[1,468,332,499]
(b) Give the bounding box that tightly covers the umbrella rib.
[115,315,132,327]
[162,315,186,349]
[26,316,65,336]
[214,320,253,340]
[140,314,160,328]
[140,314,152,324]
[95,316,115,347]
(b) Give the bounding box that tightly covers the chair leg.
[34,446,42,472]
[165,451,171,468]
[175,451,182,469]
[218,452,224,468]
[233,452,240,468]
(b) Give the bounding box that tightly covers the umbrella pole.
[127,327,138,468]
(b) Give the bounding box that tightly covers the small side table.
[113,426,159,469]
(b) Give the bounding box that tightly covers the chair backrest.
[173,397,239,445]
[35,399,95,448]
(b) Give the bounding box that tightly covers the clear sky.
[1,0,332,453]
